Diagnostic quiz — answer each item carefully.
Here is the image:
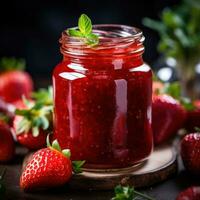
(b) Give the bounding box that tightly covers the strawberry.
[176,187,200,200]
[13,97,53,150]
[184,100,200,132]
[181,133,200,175]
[0,120,15,162]
[20,138,72,191]
[0,57,33,103]
[152,94,186,145]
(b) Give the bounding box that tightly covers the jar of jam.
[53,25,153,170]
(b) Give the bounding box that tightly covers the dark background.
[0,0,180,77]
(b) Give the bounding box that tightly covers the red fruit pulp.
[53,27,153,169]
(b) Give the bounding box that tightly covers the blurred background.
[0,0,181,77]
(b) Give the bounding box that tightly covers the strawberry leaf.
[46,134,51,147]
[162,82,181,100]
[52,139,61,152]
[0,57,25,71]
[32,86,53,106]
[32,126,39,137]
[72,160,85,173]
[62,149,71,158]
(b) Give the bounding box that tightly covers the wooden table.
[2,145,199,200]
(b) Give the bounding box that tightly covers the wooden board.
[23,145,177,190]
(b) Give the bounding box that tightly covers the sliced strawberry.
[181,133,200,175]
[176,187,200,200]
[0,120,15,162]
[152,94,186,145]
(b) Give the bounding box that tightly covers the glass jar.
[53,25,153,170]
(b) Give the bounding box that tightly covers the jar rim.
[61,24,144,49]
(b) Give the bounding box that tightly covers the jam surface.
[53,51,153,169]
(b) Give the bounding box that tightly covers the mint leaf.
[78,14,92,35]
[67,14,99,46]
[68,29,84,37]
[86,33,99,46]
[112,185,155,200]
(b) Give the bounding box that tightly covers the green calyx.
[72,160,86,174]
[0,57,25,72]
[67,14,99,46]
[46,135,85,173]
[32,86,53,106]
[15,97,53,137]
[112,185,154,200]
[46,135,71,158]
[157,81,196,111]
[0,112,10,124]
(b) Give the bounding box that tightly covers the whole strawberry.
[176,187,200,200]
[0,120,15,162]
[181,133,200,175]
[20,138,72,191]
[13,97,53,150]
[152,94,186,145]
[0,57,33,103]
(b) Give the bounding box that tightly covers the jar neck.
[60,24,145,69]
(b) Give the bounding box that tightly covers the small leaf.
[68,29,84,37]
[62,149,71,158]
[162,82,181,99]
[32,126,39,137]
[194,127,200,132]
[180,97,196,111]
[72,160,85,173]
[46,134,51,147]
[112,185,155,200]
[40,116,49,130]
[0,57,25,71]
[86,33,99,46]
[52,139,61,152]
[78,14,92,35]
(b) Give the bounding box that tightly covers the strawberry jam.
[53,25,153,170]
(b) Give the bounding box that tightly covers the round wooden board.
[23,145,177,190]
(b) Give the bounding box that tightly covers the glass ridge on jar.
[53,24,153,170]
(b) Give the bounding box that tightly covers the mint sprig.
[112,185,155,200]
[67,14,99,46]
